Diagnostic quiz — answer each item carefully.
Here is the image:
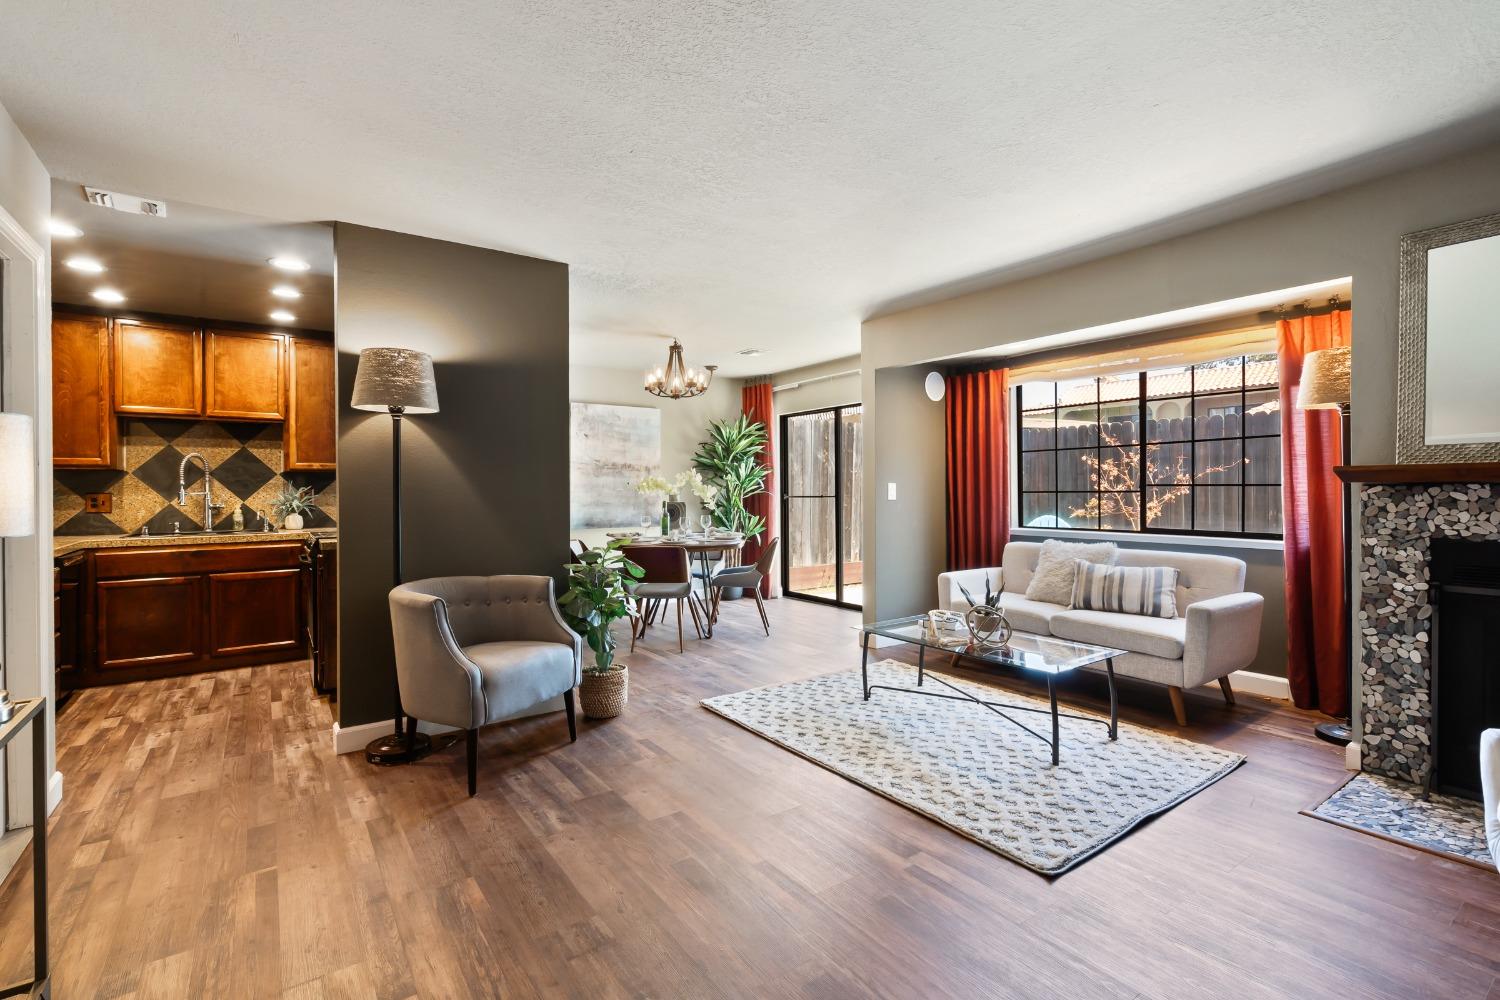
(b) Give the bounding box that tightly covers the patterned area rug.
[1305,773,1494,870]
[702,660,1245,876]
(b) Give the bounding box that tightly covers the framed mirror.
[1396,211,1500,463]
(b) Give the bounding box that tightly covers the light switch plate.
[886,482,897,501]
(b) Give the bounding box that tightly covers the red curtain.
[945,368,1009,570]
[1279,308,1351,716]
[741,380,778,598]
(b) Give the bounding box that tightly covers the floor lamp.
[1297,345,1353,746]
[352,347,440,766]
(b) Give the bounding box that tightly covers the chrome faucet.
[177,452,224,531]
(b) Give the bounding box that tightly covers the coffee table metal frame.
[860,616,1123,765]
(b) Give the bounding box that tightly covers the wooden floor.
[3,597,1498,999]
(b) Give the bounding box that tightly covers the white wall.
[0,98,57,848]
[569,365,743,547]
[772,355,861,416]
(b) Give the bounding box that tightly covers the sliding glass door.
[781,404,862,608]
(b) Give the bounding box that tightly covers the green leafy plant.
[692,415,769,541]
[272,483,317,520]
[560,541,644,674]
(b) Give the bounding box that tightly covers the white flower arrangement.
[635,474,674,498]
[674,469,718,506]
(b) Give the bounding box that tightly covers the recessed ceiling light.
[92,288,126,304]
[48,219,83,238]
[270,285,302,300]
[269,309,296,323]
[268,256,310,272]
[65,256,106,273]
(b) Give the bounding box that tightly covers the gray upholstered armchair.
[389,575,581,795]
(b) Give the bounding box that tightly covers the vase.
[580,663,628,719]
[283,512,304,530]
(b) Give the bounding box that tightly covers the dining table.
[611,533,746,638]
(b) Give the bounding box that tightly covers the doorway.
[780,404,862,608]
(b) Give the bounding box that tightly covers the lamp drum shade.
[351,348,439,413]
[0,413,36,538]
[1297,345,1351,410]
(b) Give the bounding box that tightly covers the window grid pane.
[1014,356,1282,539]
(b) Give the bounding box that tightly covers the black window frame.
[1016,357,1283,540]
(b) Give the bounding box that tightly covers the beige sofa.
[938,541,1264,724]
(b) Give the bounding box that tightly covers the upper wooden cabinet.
[113,321,203,416]
[284,338,336,470]
[206,329,286,421]
[52,313,120,468]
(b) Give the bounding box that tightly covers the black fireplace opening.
[1430,536,1500,799]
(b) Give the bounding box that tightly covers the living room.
[1,4,1499,998]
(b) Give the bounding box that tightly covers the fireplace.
[1429,537,1500,799]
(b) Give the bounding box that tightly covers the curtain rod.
[1259,295,1349,322]
[772,368,860,393]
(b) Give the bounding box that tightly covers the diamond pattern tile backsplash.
[55,420,337,536]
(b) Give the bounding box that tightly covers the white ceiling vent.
[83,186,167,217]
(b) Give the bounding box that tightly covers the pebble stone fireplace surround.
[1357,478,1499,782]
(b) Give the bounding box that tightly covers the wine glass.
[700,514,713,534]
[638,514,651,537]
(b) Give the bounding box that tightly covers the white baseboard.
[331,695,565,755]
[48,770,62,815]
[1345,741,1362,770]
[1219,669,1291,701]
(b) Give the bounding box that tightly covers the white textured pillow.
[1023,539,1117,606]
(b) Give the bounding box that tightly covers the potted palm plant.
[560,540,644,719]
[693,415,770,600]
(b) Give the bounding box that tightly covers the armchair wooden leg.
[686,597,705,639]
[1167,686,1188,726]
[752,588,770,636]
[1217,676,1236,707]
[676,598,685,653]
[564,688,577,742]
[466,728,478,797]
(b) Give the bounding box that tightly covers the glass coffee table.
[860,616,1125,764]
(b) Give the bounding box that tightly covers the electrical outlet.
[887,482,897,501]
[84,492,112,513]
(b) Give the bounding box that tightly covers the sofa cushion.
[994,592,1069,635]
[464,640,576,721]
[1049,609,1186,660]
[1023,539,1117,605]
[1071,561,1180,618]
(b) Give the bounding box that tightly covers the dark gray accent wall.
[334,223,569,729]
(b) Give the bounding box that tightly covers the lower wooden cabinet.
[82,541,307,685]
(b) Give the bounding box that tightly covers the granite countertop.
[54,528,337,558]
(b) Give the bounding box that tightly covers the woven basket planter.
[580,665,628,719]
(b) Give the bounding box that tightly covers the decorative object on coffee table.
[561,539,644,719]
[954,573,1011,647]
[351,347,440,766]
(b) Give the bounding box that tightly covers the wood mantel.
[1334,462,1500,484]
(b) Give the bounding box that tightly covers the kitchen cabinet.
[84,541,306,685]
[206,329,286,420]
[54,553,85,704]
[113,320,203,416]
[52,313,119,468]
[284,337,336,469]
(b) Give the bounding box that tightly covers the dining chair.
[709,536,780,636]
[568,538,588,560]
[622,544,703,653]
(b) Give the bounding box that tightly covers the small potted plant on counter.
[561,540,644,719]
[272,483,318,530]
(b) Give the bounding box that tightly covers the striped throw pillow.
[1070,561,1180,618]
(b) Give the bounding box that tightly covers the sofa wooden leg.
[466,728,478,797]
[1167,686,1188,726]
[563,687,577,743]
[1218,676,1236,707]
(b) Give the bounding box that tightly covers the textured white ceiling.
[4,2,1500,376]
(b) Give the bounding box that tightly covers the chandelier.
[644,339,717,399]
